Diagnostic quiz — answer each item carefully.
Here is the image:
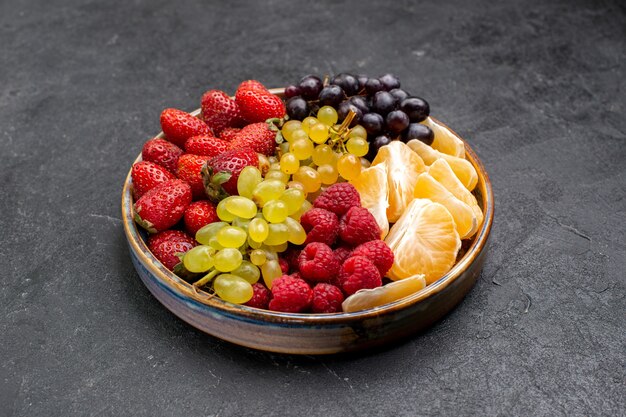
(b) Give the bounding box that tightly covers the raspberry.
[298,242,340,282]
[338,206,381,246]
[278,258,290,275]
[333,246,353,265]
[268,275,312,313]
[351,240,395,276]
[244,283,271,309]
[283,248,301,273]
[300,208,339,246]
[313,183,361,216]
[311,283,344,313]
[338,256,382,295]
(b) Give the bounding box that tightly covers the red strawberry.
[200,90,243,135]
[148,230,197,271]
[236,80,268,94]
[184,135,229,158]
[131,161,176,199]
[142,138,183,173]
[219,127,241,142]
[177,154,210,200]
[134,179,192,233]
[202,148,259,199]
[228,122,277,156]
[184,200,219,236]
[235,90,286,124]
[160,108,212,148]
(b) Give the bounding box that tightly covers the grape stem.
[329,110,356,153]
[193,269,219,288]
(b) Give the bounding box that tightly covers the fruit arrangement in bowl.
[122,73,493,354]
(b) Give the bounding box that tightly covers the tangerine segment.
[423,118,465,158]
[342,274,426,313]
[428,158,484,229]
[414,173,478,239]
[385,198,461,284]
[406,139,478,191]
[371,141,426,222]
[350,162,390,239]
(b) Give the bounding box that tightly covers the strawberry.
[236,79,268,94]
[160,108,212,148]
[142,138,183,174]
[184,135,229,158]
[184,200,219,236]
[228,122,277,156]
[134,179,192,233]
[219,127,241,142]
[148,230,197,271]
[202,148,259,199]
[131,160,176,199]
[177,154,210,200]
[235,90,286,124]
[200,90,243,135]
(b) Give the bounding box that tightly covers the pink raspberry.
[339,256,382,295]
[338,206,381,246]
[313,183,361,216]
[278,258,290,275]
[311,283,344,313]
[300,208,339,246]
[298,242,340,282]
[333,246,354,264]
[244,283,271,309]
[268,275,313,313]
[351,240,395,276]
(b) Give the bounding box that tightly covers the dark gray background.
[1,0,624,416]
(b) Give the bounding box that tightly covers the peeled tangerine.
[406,139,477,191]
[371,141,426,222]
[349,162,390,238]
[384,198,461,284]
[421,117,465,158]
[342,274,427,313]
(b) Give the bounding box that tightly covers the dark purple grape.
[331,73,360,96]
[284,85,300,99]
[400,97,430,122]
[337,101,363,127]
[389,88,409,103]
[361,113,384,135]
[379,73,401,91]
[403,123,434,145]
[371,91,397,116]
[298,75,323,100]
[386,110,410,134]
[365,78,384,96]
[356,74,369,90]
[367,135,392,160]
[349,96,369,114]
[318,85,345,107]
[286,97,309,121]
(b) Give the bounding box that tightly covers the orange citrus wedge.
[384,198,461,284]
[350,162,390,238]
[342,274,426,313]
[423,118,465,158]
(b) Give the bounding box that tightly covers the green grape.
[301,117,318,134]
[317,164,339,185]
[279,141,290,155]
[216,197,236,222]
[209,236,225,251]
[337,153,362,180]
[257,154,271,176]
[348,124,367,139]
[346,137,369,157]
[317,106,339,126]
[232,217,250,230]
[248,217,270,242]
[281,120,302,142]
[265,169,290,184]
[260,247,277,261]
[312,144,335,166]
[279,188,306,214]
[261,259,282,289]
[290,128,309,143]
[183,245,215,273]
[214,248,243,272]
[214,274,253,304]
[292,166,322,193]
[269,162,281,172]
[290,199,312,222]
[252,180,285,207]
[286,180,306,194]
[225,196,258,219]
[280,152,300,175]
[195,221,228,245]
[309,122,329,144]
[231,261,260,284]
[361,157,371,169]
[262,200,288,223]
[247,235,262,249]
[249,249,267,266]
[264,223,289,246]
[237,166,262,199]
[284,217,307,245]
[290,138,314,160]
[216,226,247,248]
[266,242,288,253]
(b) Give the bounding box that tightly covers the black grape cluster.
[283,73,434,161]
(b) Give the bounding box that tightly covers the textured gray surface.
[1,0,625,416]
